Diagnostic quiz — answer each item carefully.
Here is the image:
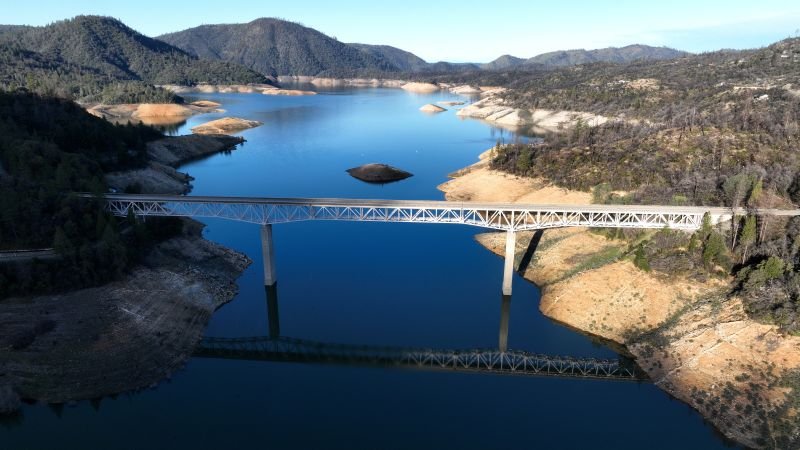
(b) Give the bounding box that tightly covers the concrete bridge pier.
[498,295,511,353]
[260,224,277,286]
[502,230,516,296]
[266,284,280,339]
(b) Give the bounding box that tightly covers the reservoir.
[2,87,737,449]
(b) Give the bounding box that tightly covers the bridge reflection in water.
[194,286,646,382]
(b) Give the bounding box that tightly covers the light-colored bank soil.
[456,90,609,133]
[419,103,446,113]
[160,83,277,94]
[401,82,441,93]
[85,102,221,127]
[191,117,263,135]
[276,76,407,88]
[439,150,800,448]
[262,88,316,96]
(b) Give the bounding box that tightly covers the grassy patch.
[552,245,625,284]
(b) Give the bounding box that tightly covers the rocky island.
[191,117,263,135]
[419,103,446,113]
[347,163,413,183]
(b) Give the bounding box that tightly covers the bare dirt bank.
[191,117,262,135]
[439,150,800,448]
[105,134,244,194]
[456,89,609,133]
[0,220,250,411]
[85,102,221,127]
[276,76,407,88]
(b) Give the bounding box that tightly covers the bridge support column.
[499,295,511,353]
[502,230,516,296]
[266,284,280,339]
[261,224,277,286]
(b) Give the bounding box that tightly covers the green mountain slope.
[158,18,398,77]
[0,16,269,101]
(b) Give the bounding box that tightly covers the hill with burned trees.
[444,37,800,334]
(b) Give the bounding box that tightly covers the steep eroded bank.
[106,134,244,194]
[1,126,253,413]
[0,220,251,410]
[440,150,800,448]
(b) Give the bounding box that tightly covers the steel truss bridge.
[90,193,800,294]
[95,194,750,232]
[194,336,646,381]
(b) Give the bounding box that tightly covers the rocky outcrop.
[419,103,446,113]
[106,163,193,195]
[0,220,251,412]
[85,102,220,127]
[262,88,316,96]
[401,82,440,93]
[191,117,263,135]
[160,83,277,94]
[448,85,482,95]
[456,91,609,133]
[438,101,465,106]
[276,76,407,88]
[189,100,221,108]
[146,134,244,166]
[346,163,413,183]
[106,134,244,194]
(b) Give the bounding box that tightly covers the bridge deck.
[87,193,800,231]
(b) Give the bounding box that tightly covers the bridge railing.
[94,194,732,231]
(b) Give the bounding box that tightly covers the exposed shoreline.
[0,124,253,413]
[106,134,245,195]
[0,220,251,411]
[439,148,800,449]
[455,89,611,134]
[84,101,222,127]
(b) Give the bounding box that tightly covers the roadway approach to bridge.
[88,193,800,295]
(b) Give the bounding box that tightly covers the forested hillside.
[158,18,398,77]
[0,92,177,296]
[483,37,800,332]
[0,16,269,102]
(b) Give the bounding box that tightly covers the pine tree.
[739,215,757,263]
[748,178,763,207]
[703,231,725,269]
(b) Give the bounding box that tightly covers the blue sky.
[4,0,800,62]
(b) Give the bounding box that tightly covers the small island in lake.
[191,117,263,134]
[346,163,413,183]
[419,103,446,113]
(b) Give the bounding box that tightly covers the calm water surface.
[2,87,737,449]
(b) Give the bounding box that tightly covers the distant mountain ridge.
[481,45,687,70]
[0,16,268,85]
[347,43,429,72]
[158,18,398,77]
[525,45,688,67]
[160,17,688,76]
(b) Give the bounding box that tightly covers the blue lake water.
[2,87,738,449]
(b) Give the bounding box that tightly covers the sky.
[3,0,800,62]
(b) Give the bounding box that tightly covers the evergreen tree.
[739,215,757,263]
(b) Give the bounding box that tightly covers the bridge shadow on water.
[193,283,648,382]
